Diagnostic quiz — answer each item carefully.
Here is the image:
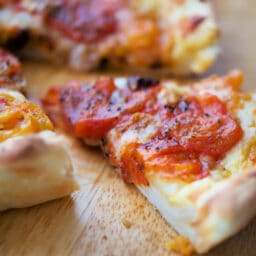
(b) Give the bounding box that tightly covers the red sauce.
[120,143,150,186]
[120,94,243,184]
[44,0,123,43]
[42,78,243,185]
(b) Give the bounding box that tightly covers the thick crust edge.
[0,131,79,211]
[138,168,256,253]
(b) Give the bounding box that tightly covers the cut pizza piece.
[42,70,256,253]
[0,49,78,211]
[0,89,79,211]
[0,0,219,75]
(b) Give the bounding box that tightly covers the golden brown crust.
[194,168,256,252]
[138,168,256,253]
[0,131,79,211]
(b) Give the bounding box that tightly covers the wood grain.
[1,1,256,255]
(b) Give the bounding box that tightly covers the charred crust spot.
[164,104,176,113]
[99,57,109,69]
[128,77,160,90]
[189,16,206,30]
[5,30,30,52]
[101,137,107,146]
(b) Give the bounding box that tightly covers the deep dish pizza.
[42,70,256,253]
[0,0,219,74]
[0,49,78,211]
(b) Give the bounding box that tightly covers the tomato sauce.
[42,77,243,185]
[44,0,123,43]
[47,77,161,139]
[120,94,243,184]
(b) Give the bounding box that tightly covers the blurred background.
[212,0,256,90]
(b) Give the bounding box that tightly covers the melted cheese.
[145,78,256,192]
[133,77,256,253]
[0,89,54,142]
[104,73,256,253]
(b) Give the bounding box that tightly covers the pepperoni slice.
[120,94,243,185]
[162,94,243,158]
[44,77,161,139]
[42,78,243,185]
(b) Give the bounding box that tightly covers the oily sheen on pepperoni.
[44,0,123,43]
[42,77,243,184]
[120,94,243,184]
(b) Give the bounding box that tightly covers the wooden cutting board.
[1,1,256,255]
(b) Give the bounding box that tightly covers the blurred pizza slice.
[0,0,219,74]
[0,49,78,211]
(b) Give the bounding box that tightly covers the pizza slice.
[0,0,219,75]
[42,70,256,254]
[0,49,79,211]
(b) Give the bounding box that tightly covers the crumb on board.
[102,235,108,240]
[121,218,133,229]
[166,236,195,256]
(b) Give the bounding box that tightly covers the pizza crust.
[138,167,256,253]
[0,130,79,211]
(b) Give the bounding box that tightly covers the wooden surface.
[1,1,256,255]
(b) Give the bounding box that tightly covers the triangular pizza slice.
[42,71,256,253]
